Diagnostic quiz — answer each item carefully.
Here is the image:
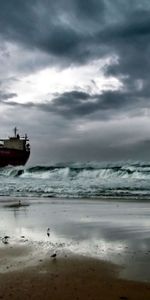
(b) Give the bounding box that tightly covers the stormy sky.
[1,0,150,164]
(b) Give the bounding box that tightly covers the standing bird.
[51,253,57,258]
[47,228,50,237]
[2,236,10,244]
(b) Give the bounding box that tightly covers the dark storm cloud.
[0,91,17,101]
[93,8,150,96]
[102,8,150,94]
[0,0,150,78]
[0,0,131,64]
[4,88,148,121]
[0,0,149,66]
[46,89,150,119]
[1,2,150,127]
[48,90,129,118]
[74,0,105,21]
[0,0,86,63]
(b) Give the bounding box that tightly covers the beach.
[0,197,150,299]
[0,255,150,300]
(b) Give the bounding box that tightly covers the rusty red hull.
[0,148,30,167]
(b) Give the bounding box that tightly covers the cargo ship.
[0,128,30,167]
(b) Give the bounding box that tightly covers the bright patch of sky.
[8,56,122,104]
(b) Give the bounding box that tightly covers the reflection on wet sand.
[0,197,150,281]
[3,201,29,209]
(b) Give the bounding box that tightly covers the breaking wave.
[1,162,150,180]
[0,161,150,198]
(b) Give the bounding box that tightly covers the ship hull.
[0,148,30,167]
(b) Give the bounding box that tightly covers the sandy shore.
[0,197,150,299]
[0,255,150,300]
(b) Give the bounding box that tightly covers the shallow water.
[0,197,150,281]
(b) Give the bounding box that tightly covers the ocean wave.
[0,162,150,198]
[1,162,150,180]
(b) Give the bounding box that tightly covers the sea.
[0,161,150,199]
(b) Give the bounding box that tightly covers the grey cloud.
[0,1,149,62]
[1,0,150,73]
[4,88,149,121]
[1,100,150,164]
[0,0,127,64]
[0,1,86,63]
[1,1,150,163]
[0,0,150,99]
[49,90,127,118]
[48,90,150,119]
[103,9,150,83]
[0,91,17,101]
[74,0,105,21]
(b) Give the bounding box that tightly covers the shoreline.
[0,196,150,298]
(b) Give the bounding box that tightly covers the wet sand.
[0,255,150,300]
[0,197,150,299]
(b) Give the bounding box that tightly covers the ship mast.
[14,127,18,137]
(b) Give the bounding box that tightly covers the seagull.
[2,236,10,244]
[47,228,50,237]
[51,253,57,258]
